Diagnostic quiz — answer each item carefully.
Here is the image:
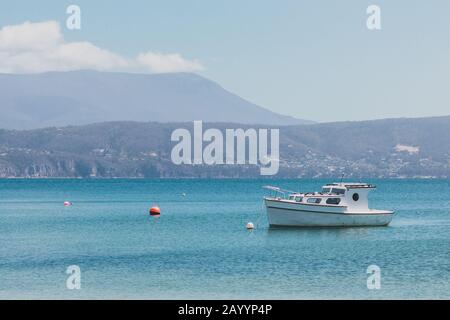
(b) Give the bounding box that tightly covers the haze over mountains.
[0,70,312,129]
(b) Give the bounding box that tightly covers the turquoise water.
[0,179,449,299]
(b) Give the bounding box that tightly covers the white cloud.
[137,52,204,73]
[0,21,62,51]
[0,21,204,74]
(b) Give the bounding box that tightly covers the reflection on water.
[266,226,374,236]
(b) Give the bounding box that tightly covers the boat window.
[307,198,322,204]
[352,193,359,201]
[294,196,303,202]
[331,188,346,195]
[322,187,331,193]
[326,198,341,205]
[288,195,295,200]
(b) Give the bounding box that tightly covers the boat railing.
[262,185,297,199]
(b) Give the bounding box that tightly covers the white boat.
[264,183,394,227]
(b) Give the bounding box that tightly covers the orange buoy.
[149,206,161,216]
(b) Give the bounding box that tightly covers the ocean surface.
[0,179,449,299]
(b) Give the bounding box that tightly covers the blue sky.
[1,0,449,122]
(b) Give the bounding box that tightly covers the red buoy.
[149,206,161,216]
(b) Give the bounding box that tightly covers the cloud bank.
[0,21,204,74]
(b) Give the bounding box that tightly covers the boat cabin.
[285,183,376,212]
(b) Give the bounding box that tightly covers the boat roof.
[325,182,376,189]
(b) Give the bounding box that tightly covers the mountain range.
[0,70,448,178]
[0,70,312,129]
[0,116,449,178]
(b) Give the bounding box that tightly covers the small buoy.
[246,222,254,230]
[149,206,161,216]
[63,201,72,207]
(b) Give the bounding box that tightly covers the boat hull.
[265,200,393,227]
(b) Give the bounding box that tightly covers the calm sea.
[0,179,449,299]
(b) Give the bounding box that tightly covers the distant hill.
[0,116,449,178]
[0,70,312,129]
